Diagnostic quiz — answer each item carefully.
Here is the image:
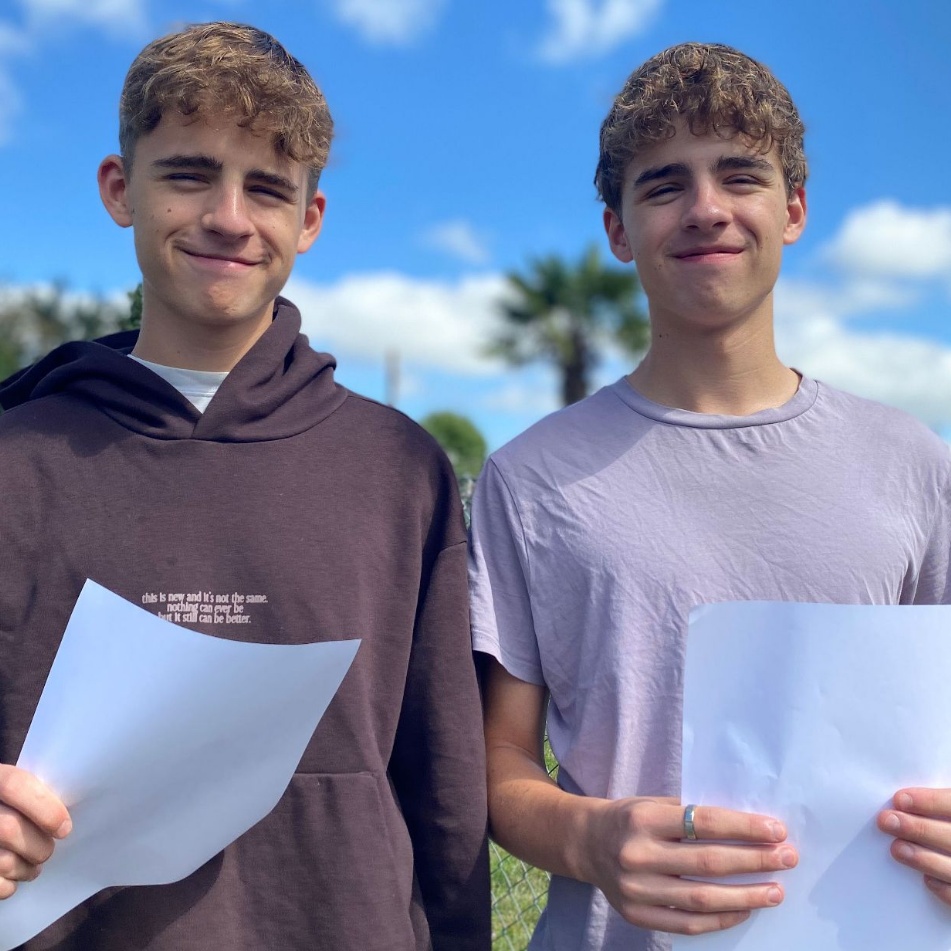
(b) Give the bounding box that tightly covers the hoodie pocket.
[257,770,421,951]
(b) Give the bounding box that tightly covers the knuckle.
[617,841,649,873]
[694,849,727,877]
[625,801,653,836]
[0,813,21,849]
[32,838,54,865]
[681,916,709,936]
[0,852,18,878]
[685,885,718,913]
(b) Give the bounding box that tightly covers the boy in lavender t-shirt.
[469,42,951,951]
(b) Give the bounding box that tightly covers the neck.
[629,314,799,415]
[131,306,274,372]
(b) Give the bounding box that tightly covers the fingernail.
[767,821,785,841]
[926,876,941,890]
[896,842,914,860]
[766,886,782,905]
[779,848,797,868]
[882,813,900,833]
[55,818,72,839]
[896,792,913,810]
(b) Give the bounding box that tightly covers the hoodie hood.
[0,297,347,442]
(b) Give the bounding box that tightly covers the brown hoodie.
[0,298,490,951]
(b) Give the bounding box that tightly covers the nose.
[681,179,729,231]
[201,182,253,238]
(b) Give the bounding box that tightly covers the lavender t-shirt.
[469,376,951,951]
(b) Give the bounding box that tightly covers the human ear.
[297,190,326,254]
[98,155,134,228]
[603,206,634,264]
[783,186,807,246]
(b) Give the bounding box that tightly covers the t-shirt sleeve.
[468,457,545,685]
[913,447,951,605]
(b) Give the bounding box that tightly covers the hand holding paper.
[0,579,359,951]
[0,766,71,897]
[581,796,795,936]
[880,787,951,905]
[678,601,951,951]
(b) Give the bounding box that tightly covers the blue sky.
[0,0,949,450]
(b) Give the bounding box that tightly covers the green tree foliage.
[0,283,139,382]
[421,411,488,479]
[490,245,648,406]
[124,283,143,330]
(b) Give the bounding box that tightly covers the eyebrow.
[631,154,777,190]
[151,154,300,196]
[152,154,222,173]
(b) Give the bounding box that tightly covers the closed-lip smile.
[673,245,744,260]
[181,248,259,267]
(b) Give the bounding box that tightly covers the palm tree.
[490,245,647,405]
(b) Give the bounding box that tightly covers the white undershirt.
[129,355,228,413]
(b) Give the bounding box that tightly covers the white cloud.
[17,0,147,35]
[480,379,560,416]
[0,23,26,54]
[420,219,491,265]
[537,0,663,64]
[776,277,951,430]
[824,200,951,281]
[286,270,507,374]
[329,0,446,46]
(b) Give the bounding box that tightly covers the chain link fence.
[488,739,559,950]
[490,842,549,950]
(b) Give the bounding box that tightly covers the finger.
[623,871,785,914]
[646,841,798,878]
[891,840,951,883]
[0,848,42,884]
[656,803,786,843]
[891,788,951,821]
[879,811,951,855]
[0,766,70,839]
[926,877,951,907]
[622,903,752,936]
[0,808,57,866]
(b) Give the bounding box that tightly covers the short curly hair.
[119,21,333,194]
[595,42,806,212]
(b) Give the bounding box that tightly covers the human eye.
[250,185,291,201]
[164,171,206,187]
[727,175,760,186]
[643,182,681,202]
[247,178,297,204]
[724,168,772,190]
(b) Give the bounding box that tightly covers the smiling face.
[604,122,806,337]
[98,111,325,364]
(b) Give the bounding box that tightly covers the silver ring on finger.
[683,803,699,841]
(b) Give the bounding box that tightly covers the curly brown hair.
[595,42,807,212]
[119,22,332,194]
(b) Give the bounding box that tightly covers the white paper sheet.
[677,601,951,951]
[0,579,360,950]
